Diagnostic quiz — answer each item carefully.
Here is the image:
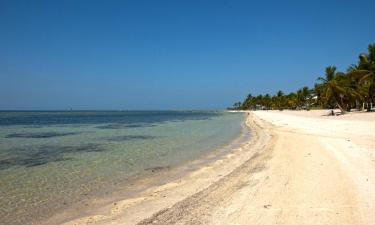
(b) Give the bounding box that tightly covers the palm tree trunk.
[337,103,345,114]
[334,94,346,114]
[367,102,372,112]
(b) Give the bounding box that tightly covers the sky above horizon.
[1,0,375,110]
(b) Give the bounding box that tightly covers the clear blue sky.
[1,0,374,110]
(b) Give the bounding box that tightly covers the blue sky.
[1,0,374,110]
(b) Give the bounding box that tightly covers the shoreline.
[42,113,260,225]
[135,110,375,225]
[0,111,244,225]
[45,110,375,224]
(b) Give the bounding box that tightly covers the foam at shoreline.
[45,112,266,225]
[0,111,245,225]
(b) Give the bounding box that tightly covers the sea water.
[0,111,245,225]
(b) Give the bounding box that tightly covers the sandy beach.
[51,110,375,225]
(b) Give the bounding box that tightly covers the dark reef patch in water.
[0,143,104,170]
[0,111,221,126]
[6,132,79,138]
[105,135,156,142]
[145,166,171,172]
[96,123,156,129]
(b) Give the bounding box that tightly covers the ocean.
[0,110,246,225]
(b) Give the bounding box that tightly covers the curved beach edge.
[46,112,273,225]
[135,110,375,225]
[46,110,375,225]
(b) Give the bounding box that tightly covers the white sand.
[47,110,375,225]
[249,110,375,225]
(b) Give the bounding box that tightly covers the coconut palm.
[232,102,242,110]
[295,86,311,109]
[275,90,284,110]
[316,66,347,113]
[230,42,375,112]
[263,94,271,110]
[348,44,375,111]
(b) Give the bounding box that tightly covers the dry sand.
[54,110,375,225]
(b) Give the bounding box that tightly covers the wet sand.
[48,110,375,225]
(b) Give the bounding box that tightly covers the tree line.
[230,43,375,113]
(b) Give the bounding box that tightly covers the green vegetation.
[230,43,375,113]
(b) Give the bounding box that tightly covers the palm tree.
[242,94,253,110]
[264,94,271,110]
[316,66,347,113]
[275,90,284,110]
[256,94,264,109]
[348,44,375,111]
[334,72,362,111]
[314,83,325,108]
[232,102,242,110]
[286,92,298,109]
[295,86,310,109]
[229,42,375,112]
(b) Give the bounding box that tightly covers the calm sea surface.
[0,111,245,225]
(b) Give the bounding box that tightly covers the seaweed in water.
[0,143,104,169]
[145,166,170,172]
[106,135,156,141]
[6,132,78,138]
[96,123,156,129]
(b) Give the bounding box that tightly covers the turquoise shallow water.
[0,111,245,225]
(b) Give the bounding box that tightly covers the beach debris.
[263,204,271,209]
